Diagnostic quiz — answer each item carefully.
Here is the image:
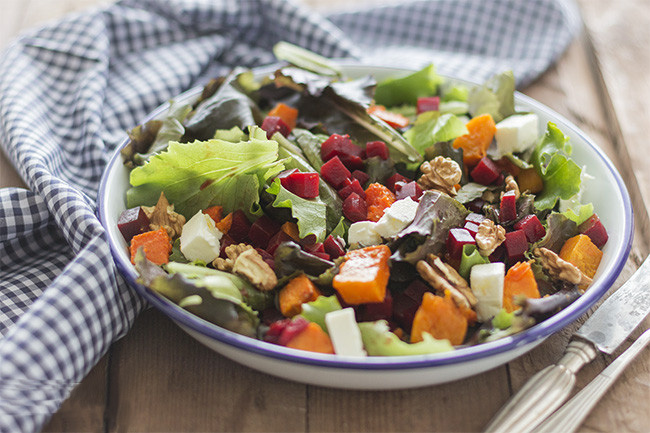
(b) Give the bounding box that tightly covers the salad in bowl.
[101,44,631,387]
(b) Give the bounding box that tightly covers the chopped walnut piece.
[503,175,521,199]
[475,219,506,256]
[142,192,186,239]
[417,156,462,196]
[213,243,253,272]
[534,247,592,289]
[416,254,477,309]
[232,249,278,291]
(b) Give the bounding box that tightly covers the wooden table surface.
[2,1,649,431]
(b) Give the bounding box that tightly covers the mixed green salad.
[117,44,608,356]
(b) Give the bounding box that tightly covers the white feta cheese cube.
[495,113,539,156]
[374,197,419,238]
[180,211,223,263]
[470,262,505,322]
[325,308,367,357]
[347,221,381,246]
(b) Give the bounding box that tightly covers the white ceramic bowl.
[98,64,633,389]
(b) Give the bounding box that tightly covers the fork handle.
[533,328,650,433]
[484,338,597,433]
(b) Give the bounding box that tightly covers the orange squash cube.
[559,234,603,279]
[285,322,335,354]
[332,245,391,305]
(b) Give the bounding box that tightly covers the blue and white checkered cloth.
[0,0,579,430]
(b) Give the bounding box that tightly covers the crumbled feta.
[470,262,505,322]
[180,211,223,263]
[347,221,382,246]
[374,197,419,238]
[495,113,539,156]
[325,308,367,357]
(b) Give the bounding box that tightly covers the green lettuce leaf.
[441,82,469,102]
[266,178,327,242]
[291,128,328,171]
[455,182,490,204]
[273,41,342,77]
[531,123,582,210]
[298,295,342,333]
[459,244,489,280]
[374,64,442,107]
[127,126,284,219]
[404,111,468,155]
[358,320,454,356]
[468,71,515,122]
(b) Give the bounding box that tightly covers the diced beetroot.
[357,290,393,321]
[352,170,370,187]
[261,116,290,139]
[470,157,501,185]
[303,242,325,254]
[280,171,320,199]
[467,198,486,213]
[323,235,346,259]
[340,154,365,171]
[320,134,363,162]
[416,96,440,114]
[465,212,486,226]
[278,316,310,346]
[228,210,252,243]
[338,178,366,200]
[504,229,528,263]
[266,230,294,256]
[260,307,285,326]
[446,228,476,260]
[395,181,424,201]
[219,234,236,258]
[365,141,389,160]
[255,247,275,269]
[248,215,281,249]
[310,251,331,261]
[464,221,480,237]
[404,279,429,302]
[392,280,429,332]
[117,206,150,242]
[298,234,317,247]
[342,192,367,222]
[264,318,291,344]
[320,156,352,188]
[513,214,546,243]
[578,214,608,248]
[489,244,506,263]
[500,190,518,223]
[385,173,410,193]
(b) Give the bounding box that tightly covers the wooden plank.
[105,309,307,432]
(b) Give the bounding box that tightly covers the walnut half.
[214,244,277,291]
[475,219,506,256]
[534,247,592,289]
[142,192,186,239]
[416,254,477,310]
[417,156,462,196]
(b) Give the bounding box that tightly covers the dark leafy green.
[535,212,579,253]
[274,241,335,279]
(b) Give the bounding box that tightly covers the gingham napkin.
[0,0,580,430]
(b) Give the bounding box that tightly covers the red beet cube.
[365,141,389,160]
[323,235,346,259]
[504,229,528,263]
[320,156,352,188]
[219,234,236,258]
[310,251,331,261]
[489,244,506,263]
[117,206,150,242]
[500,190,518,223]
[340,154,365,171]
[393,280,429,332]
[248,215,281,249]
[303,242,325,254]
[578,214,608,248]
[228,210,252,243]
[358,290,393,322]
[338,178,366,200]
[342,192,367,222]
[471,157,501,185]
[255,247,275,269]
[416,96,440,114]
[320,134,363,162]
[266,230,294,256]
[264,318,291,344]
[513,214,546,243]
[395,181,424,201]
[280,171,320,199]
[465,212,486,225]
[352,170,370,187]
[385,173,410,193]
[261,116,290,139]
[464,221,480,237]
[278,317,310,346]
[467,198,486,213]
[447,228,476,259]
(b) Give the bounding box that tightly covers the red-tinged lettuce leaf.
[126,126,284,219]
[534,212,578,253]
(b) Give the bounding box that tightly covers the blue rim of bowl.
[98,64,633,371]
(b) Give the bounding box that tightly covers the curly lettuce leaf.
[531,123,582,210]
[358,320,454,356]
[535,212,578,253]
[374,64,442,107]
[266,178,327,242]
[468,70,515,122]
[404,111,468,155]
[298,295,342,332]
[127,126,284,219]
